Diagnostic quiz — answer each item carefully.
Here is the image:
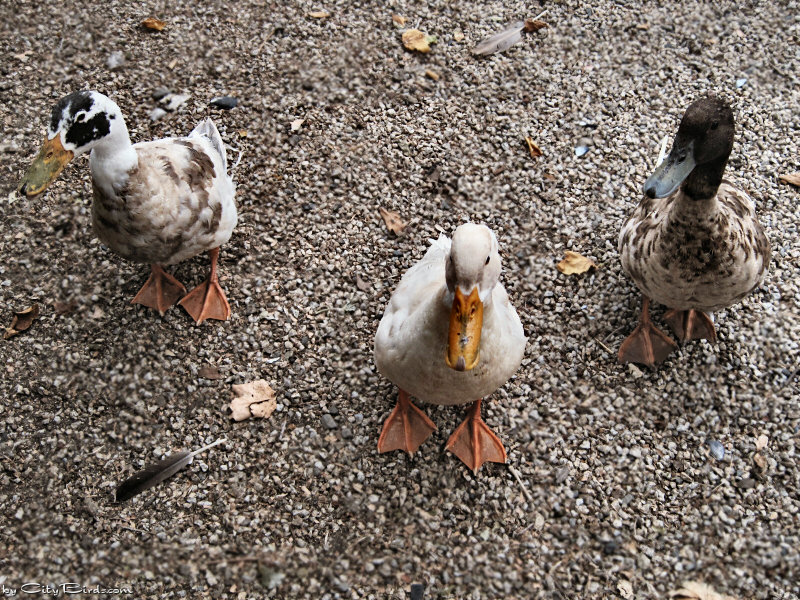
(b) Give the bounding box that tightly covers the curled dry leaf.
[617,580,634,600]
[4,304,40,340]
[308,10,330,18]
[230,379,277,421]
[142,17,166,31]
[557,251,597,275]
[524,19,548,32]
[402,29,437,53]
[392,15,407,27]
[778,172,800,187]
[525,136,543,158]
[199,365,223,380]
[425,69,440,81]
[379,207,407,235]
[669,581,736,600]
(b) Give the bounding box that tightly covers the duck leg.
[446,398,506,474]
[179,248,231,324]
[131,264,187,315]
[663,309,716,343]
[618,296,678,367]
[378,389,437,455]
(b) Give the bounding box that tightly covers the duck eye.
[710,121,719,130]
[75,113,85,123]
[485,256,490,265]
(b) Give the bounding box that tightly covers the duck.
[17,90,237,324]
[374,223,527,473]
[618,96,770,367]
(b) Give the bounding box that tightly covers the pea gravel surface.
[1,1,798,598]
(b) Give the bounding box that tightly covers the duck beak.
[17,135,74,198]
[445,286,483,372]
[643,140,696,199]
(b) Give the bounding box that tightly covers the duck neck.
[89,122,138,195]
[681,154,728,201]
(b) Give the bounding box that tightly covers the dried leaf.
[53,300,77,315]
[402,29,437,53]
[379,207,407,235]
[524,19,548,32]
[778,172,800,187]
[308,10,330,18]
[473,21,525,56]
[669,581,736,600]
[355,275,370,292]
[142,17,166,31]
[238,129,248,138]
[392,15,407,27]
[453,30,464,42]
[230,380,277,421]
[4,304,39,340]
[525,136,543,158]
[556,251,597,275]
[755,434,768,451]
[199,365,223,380]
[618,580,633,600]
[290,118,305,132]
[425,69,440,81]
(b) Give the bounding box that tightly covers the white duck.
[374,223,527,473]
[18,90,237,323]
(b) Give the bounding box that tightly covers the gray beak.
[643,140,696,199]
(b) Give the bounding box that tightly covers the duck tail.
[190,118,227,171]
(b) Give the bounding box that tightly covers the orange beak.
[445,286,483,372]
[17,135,75,198]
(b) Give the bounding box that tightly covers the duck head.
[644,96,734,199]
[444,223,502,372]
[18,91,126,197]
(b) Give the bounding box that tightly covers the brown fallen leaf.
[199,365,224,380]
[53,300,77,315]
[230,380,277,421]
[4,304,39,340]
[524,19,548,32]
[392,15,407,27]
[556,251,597,275]
[238,129,248,138]
[308,10,330,18]
[425,69,440,81]
[402,29,437,53]
[379,207,407,235]
[142,17,166,31]
[525,136,543,158]
[778,172,800,187]
[669,581,736,600]
[355,275,370,292]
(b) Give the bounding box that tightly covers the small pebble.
[209,95,238,109]
[708,439,725,461]
[321,414,337,429]
[575,145,590,157]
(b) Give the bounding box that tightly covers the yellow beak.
[17,135,74,197]
[445,286,483,372]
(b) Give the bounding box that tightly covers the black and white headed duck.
[618,96,770,367]
[18,90,237,323]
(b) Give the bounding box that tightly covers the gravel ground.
[1,1,799,598]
